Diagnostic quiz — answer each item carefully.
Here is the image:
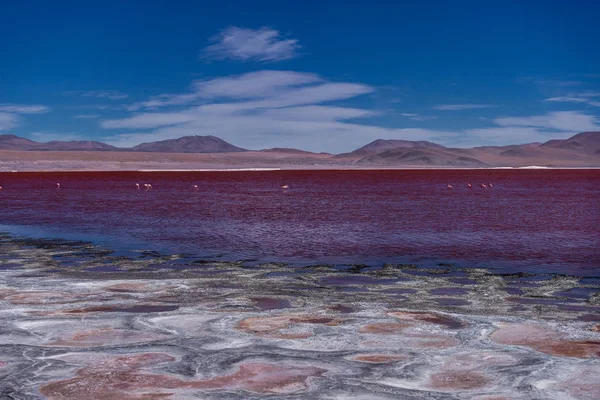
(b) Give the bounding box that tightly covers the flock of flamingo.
[447,183,493,189]
[0,182,494,191]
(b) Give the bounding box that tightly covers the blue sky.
[1,0,599,152]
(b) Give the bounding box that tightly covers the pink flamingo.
[281,184,289,189]
[192,185,199,190]
[135,183,140,190]
[480,183,487,189]
[488,183,493,188]
[447,184,453,189]
[56,183,61,189]
[467,183,472,188]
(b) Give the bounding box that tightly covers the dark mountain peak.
[132,135,247,153]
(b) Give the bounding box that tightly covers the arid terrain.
[1,131,599,171]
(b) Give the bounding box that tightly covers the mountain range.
[1,132,599,167]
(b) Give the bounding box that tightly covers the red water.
[0,170,598,274]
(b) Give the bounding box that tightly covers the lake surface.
[1,170,600,399]
[1,169,598,275]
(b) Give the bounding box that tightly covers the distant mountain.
[36,141,118,151]
[541,131,600,154]
[357,147,488,167]
[1,131,599,167]
[0,135,116,151]
[0,134,40,150]
[131,135,247,153]
[336,139,444,158]
[260,147,318,154]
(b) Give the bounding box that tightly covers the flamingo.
[467,183,472,188]
[488,183,493,188]
[447,184,454,189]
[0,185,3,190]
[192,184,199,190]
[480,183,487,189]
[135,183,140,190]
[281,184,289,189]
[56,183,61,189]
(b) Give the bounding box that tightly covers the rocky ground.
[0,235,599,399]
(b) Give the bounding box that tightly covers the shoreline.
[2,166,600,172]
[1,234,599,398]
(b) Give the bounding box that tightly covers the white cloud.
[129,70,323,110]
[73,114,100,119]
[399,113,438,121]
[120,70,374,115]
[589,102,600,107]
[0,104,49,131]
[544,97,587,103]
[259,106,377,121]
[462,127,573,145]
[0,112,20,131]
[100,70,597,152]
[433,104,494,111]
[544,92,600,106]
[103,111,199,129]
[201,26,300,62]
[193,70,321,99]
[64,90,128,100]
[0,104,49,114]
[494,111,599,132]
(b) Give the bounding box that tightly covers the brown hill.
[35,141,118,151]
[358,147,488,167]
[0,134,40,150]
[336,139,444,158]
[132,135,247,153]
[260,147,318,154]
[0,135,117,151]
[541,131,600,155]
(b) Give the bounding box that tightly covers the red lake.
[0,169,598,275]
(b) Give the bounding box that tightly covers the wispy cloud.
[433,104,494,111]
[201,26,301,62]
[64,90,128,100]
[0,104,50,131]
[125,70,371,112]
[544,91,600,107]
[494,111,599,132]
[73,114,100,119]
[0,104,50,114]
[462,127,570,145]
[100,70,596,151]
[400,113,438,121]
[544,97,588,103]
[0,112,20,131]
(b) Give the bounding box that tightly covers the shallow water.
[0,236,599,399]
